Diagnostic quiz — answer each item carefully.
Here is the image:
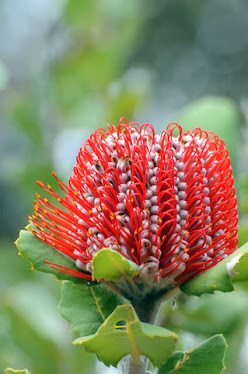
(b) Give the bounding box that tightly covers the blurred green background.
[1,1,248,373]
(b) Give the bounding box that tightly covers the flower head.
[30,119,238,285]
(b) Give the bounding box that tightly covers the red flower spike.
[30,120,238,286]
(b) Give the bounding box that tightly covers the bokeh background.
[1,0,248,373]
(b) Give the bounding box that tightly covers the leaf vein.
[90,288,105,322]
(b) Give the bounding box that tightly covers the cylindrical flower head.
[30,119,238,285]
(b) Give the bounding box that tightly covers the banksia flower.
[30,119,238,286]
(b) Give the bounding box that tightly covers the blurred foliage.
[0,60,9,90]
[5,369,31,374]
[176,96,242,173]
[0,0,248,373]
[0,241,96,374]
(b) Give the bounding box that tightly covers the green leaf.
[15,228,94,284]
[5,368,31,374]
[180,242,248,296]
[59,281,125,336]
[92,248,139,282]
[230,253,248,282]
[158,335,227,374]
[157,352,185,374]
[74,304,178,367]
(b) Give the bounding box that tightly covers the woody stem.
[121,355,149,374]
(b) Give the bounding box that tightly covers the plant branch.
[121,355,148,374]
[124,275,143,296]
[153,286,180,326]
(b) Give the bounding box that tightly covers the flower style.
[29,119,238,286]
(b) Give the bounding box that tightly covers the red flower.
[30,119,238,285]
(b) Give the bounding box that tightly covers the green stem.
[153,286,180,326]
[103,281,125,298]
[121,285,181,374]
[124,275,143,296]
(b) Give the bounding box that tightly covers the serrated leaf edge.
[73,304,178,367]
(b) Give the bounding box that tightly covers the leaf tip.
[226,254,242,277]
[72,337,85,345]
[14,234,21,249]
[172,332,178,340]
